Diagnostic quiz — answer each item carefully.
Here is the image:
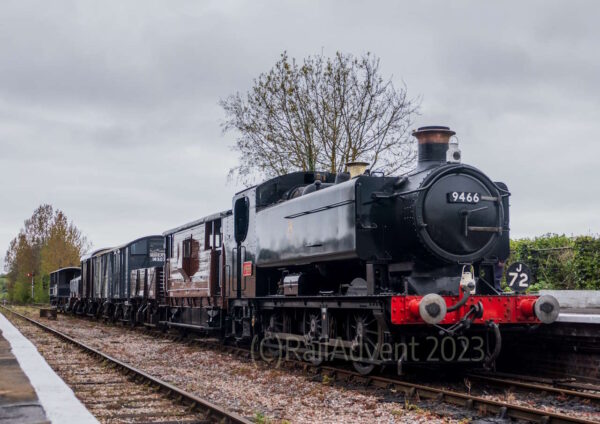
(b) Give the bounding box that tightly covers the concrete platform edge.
[0,312,98,424]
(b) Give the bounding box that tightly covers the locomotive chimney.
[412,126,456,164]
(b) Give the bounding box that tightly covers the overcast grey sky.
[1,1,599,269]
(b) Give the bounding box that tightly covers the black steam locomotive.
[53,126,559,374]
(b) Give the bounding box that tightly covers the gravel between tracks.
[8,308,457,423]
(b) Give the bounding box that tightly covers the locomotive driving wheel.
[347,311,383,375]
[302,310,324,366]
[263,311,288,360]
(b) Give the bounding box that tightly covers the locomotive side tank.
[256,177,358,267]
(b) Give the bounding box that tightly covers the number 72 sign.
[506,262,532,293]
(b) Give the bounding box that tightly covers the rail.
[0,305,251,424]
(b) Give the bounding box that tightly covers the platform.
[557,308,600,324]
[0,328,47,423]
[500,291,600,382]
[540,290,600,324]
[0,311,98,424]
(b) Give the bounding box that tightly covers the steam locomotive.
[50,126,560,374]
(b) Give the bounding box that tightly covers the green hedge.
[508,234,600,291]
[0,276,7,300]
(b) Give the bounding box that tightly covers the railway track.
[465,372,600,402]
[487,371,600,394]
[0,305,250,424]
[6,305,600,423]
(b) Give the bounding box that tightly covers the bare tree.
[221,51,418,184]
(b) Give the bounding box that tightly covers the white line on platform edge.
[557,313,600,323]
[0,311,99,424]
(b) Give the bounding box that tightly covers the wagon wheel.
[105,303,115,323]
[131,305,142,327]
[347,311,383,375]
[113,304,123,324]
[303,310,324,366]
[95,303,103,319]
[149,304,159,326]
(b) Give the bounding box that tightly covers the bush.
[572,236,600,289]
[508,234,600,291]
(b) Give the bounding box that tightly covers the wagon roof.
[113,234,163,250]
[162,210,231,236]
[80,234,164,260]
[80,247,113,261]
[50,266,81,275]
